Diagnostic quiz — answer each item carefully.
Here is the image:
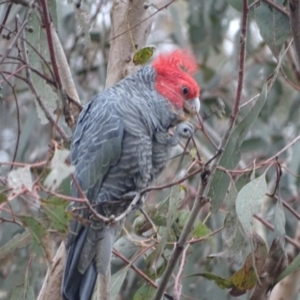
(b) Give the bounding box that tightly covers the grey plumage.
[62,64,197,300]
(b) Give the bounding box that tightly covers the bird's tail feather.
[62,226,114,300]
[62,227,97,300]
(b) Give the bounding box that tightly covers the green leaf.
[222,185,239,251]
[209,45,288,213]
[254,2,290,57]
[187,272,234,289]
[19,216,47,239]
[41,197,71,235]
[167,185,184,231]
[0,231,31,260]
[287,140,300,196]
[133,285,156,300]
[223,184,245,258]
[0,193,7,204]
[229,233,268,292]
[226,0,243,11]
[240,137,269,153]
[276,252,300,283]
[48,0,58,29]
[148,185,186,266]
[111,236,138,268]
[19,216,48,257]
[236,174,267,235]
[133,47,155,65]
[110,267,129,300]
[273,195,286,246]
[227,0,255,12]
[193,222,211,239]
[227,228,245,257]
[26,12,57,124]
[235,173,252,192]
[10,284,35,300]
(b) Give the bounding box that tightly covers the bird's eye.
[182,87,189,95]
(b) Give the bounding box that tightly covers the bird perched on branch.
[62,49,200,300]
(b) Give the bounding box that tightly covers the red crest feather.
[151,49,200,108]
[152,49,198,76]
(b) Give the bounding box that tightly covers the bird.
[62,49,200,300]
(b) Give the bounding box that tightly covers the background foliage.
[1,0,300,299]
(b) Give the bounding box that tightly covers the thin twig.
[265,0,289,17]
[0,9,31,64]
[188,226,223,244]
[3,54,56,85]
[248,0,261,10]
[39,0,73,128]
[71,175,111,223]
[0,2,12,35]
[173,244,189,300]
[232,0,248,121]
[254,214,300,250]
[39,0,62,90]
[266,193,300,222]
[289,0,300,70]
[239,94,260,108]
[19,20,70,142]
[112,248,158,289]
[195,112,218,150]
[2,78,21,170]
[143,167,202,194]
[280,65,300,91]
[107,0,175,42]
[265,133,300,163]
[111,248,173,300]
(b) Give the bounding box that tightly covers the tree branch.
[105,0,152,88]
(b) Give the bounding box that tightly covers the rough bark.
[37,242,65,300]
[105,0,151,88]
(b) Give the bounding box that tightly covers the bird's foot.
[176,121,194,139]
[121,191,138,201]
[139,208,158,238]
[121,191,145,208]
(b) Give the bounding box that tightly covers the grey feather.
[62,66,191,300]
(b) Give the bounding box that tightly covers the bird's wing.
[67,94,124,246]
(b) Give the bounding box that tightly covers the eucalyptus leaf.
[236,174,267,236]
[0,231,31,260]
[273,195,286,246]
[254,2,290,57]
[133,285,156,300]
[26,12,57,124]
[110,267,129,300]
[276,250,300,283]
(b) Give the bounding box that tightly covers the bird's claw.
[121,191,138,201]
[176,122,194,139]
[121,191,145,208]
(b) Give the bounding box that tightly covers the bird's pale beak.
[183,97,200,116]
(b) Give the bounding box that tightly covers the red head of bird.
[152,49,200,114]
